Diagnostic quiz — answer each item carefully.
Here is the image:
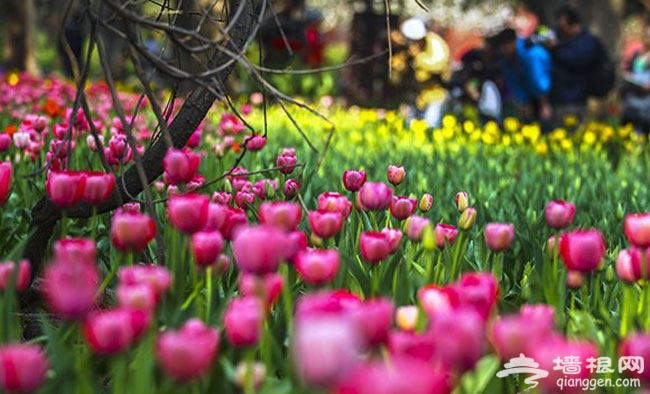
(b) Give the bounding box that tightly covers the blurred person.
[490,27,552,123]
[622,23,650,134]
[547,6,613,125]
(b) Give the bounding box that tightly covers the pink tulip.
[294,249,340,286]
[490,312,555,361]
[0,260,30,293]
[454,272,499,320]
[258,201,302,231]
[434,223,458,248]
[405,216,430,242]
[111,210,156,252]
[292,315,361,388]
[224,296,264,347]
[336,357,450,394]
[625,212,650,248]
[352,298,394,347]
[389,196,417,220]
[234,190,256,209]
[168,193,209,234]
[116,283,157,311]
[484,223,515,252]
[0,162,11,205]
[308,210,343,239]
[0,344,49,393]
[417,285,459,317]
[545,200,576,229]
[629,247,650,281]
[358,182,393,211]
[429,308,485,373]
[359,231,391,263]
[388,330,438,364]
[559,229,606,272]
[239,272,284,308]
[387,165,406,186]
[295,290,362,322]
[83,308,150,355]
[617,249,637,283]
[220,206,248,240]
[80,171,115,205]
[284,230,309,262]
[162,148,201,185]
[283,178,301,199]
[380,228,403,253]
[519,304,556,327]
[342,170,366,192]
[119,265,172,300]
[620,333,650,382]
[276,152,298,174]
[253,179,277,200]
[43,260,99,320]
[233,226,287,275]
[211,191,231,205]
[156,319,220,381]
[318,192,352,219]
[192,231,224,267]
[0,134,11,152]
[53,238,96,263]
[245,135,266,151]
[203,203,228,231]
[45,170,85,207]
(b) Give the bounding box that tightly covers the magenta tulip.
[233,226,287,275]
[258,201,302,232]
[545,200,576,229]
[83,308,150,355]
[318,192,352,219]
[81,171,115,204]
[484,223,515,252]
[0,344,49,394]
[358,182,393,211]
[405,216,430,242]
[308,209,343,239]
[625,212,650,248]
[239,272,284,308]
[359,231,391,263]
[342,170,366,192]
[381,228,403,254]
[0,162,11,205]
[192,231,224,267]
[43,260,99,320]
[53,238,96,263]
[119,265,172,300]
[111,210,156,252]
[294,249,340,286]
[0,260,30,293]
[620,333,650,382]
[163,148,201,185]
[434,223,458,248]
[224,296,264,347]
[559,229,606,273]
[387,165,406,186]
[352,298,394,347]
[168,193,209,234]
[46,170,85,207]
[389,196,417,220]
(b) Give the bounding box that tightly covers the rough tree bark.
[22,0,256,274]
[2,0,38,73]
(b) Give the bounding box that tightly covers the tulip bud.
[387,165,406,186]
[545,200,576,229]
[116,283,157,311]
[83,308,150,355]
[625,213,650,248]
[318,192,352,219]
[567,270,585,289]
[359,232,391,263]
[119,265,172,301]
[239,273,284,309]
[234,361,266,390]
[395,305,419,331]
[283,178,300,199]
[192,231,224,267]
[276,152,298,174]
[245,135,266,152]
[547,235,557,258]
[389,196,417,220]
[421,225,436,252]
[559,229,606,273]
[308,210,343,239]
[455,191,469,212]
[0,162,12,205]
[168,193,210,234]
[294,249,340,286]
[419,193,433,212]
[484,223,515,252]
[111,211,156,252]
[0,260,30,292]
[162,148,201,185]
[342,170,367,192]
[405,216,430,242]
[458,207,477,230]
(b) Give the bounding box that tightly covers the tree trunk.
[2,0,38,74]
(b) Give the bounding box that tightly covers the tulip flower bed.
[2,73,650,394]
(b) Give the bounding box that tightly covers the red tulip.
[258,201,302,231]
[156,319,220,381]
[559,229,606,273]
[191,231,224,267]
[0,344,49,394]
[545,200,576,229]
[233,226,287,274]
[308,209,343,239]
[119,265,172,300]
[53,238,96,263]
[0,162,11,205]
[428,308,485,373]
[168,193,209,234]
[294,249,340,286]
[352,298,394,347]
[342,170,366,192]
[239,272,284,308]
[46,170,85,207]
[359,231,391,263]
[111,210,156,252]
[318,192,352,219]
[620,333,650,382]
[162,148,201,185]
[84,308,150,355]
[484,223,515,252]
[81,171,115,204]
[381,228,403,253]
[43,259,99,320]
[0,261,30,293]
[224,296,264,347]
[625,212,650,248]
[358,182,393,211]
[434,224,458,248]
[387,165,406,186]
[389,196,417,220]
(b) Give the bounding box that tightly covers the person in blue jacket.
[491,28,552,122]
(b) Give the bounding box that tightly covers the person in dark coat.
[548,6,603,123]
